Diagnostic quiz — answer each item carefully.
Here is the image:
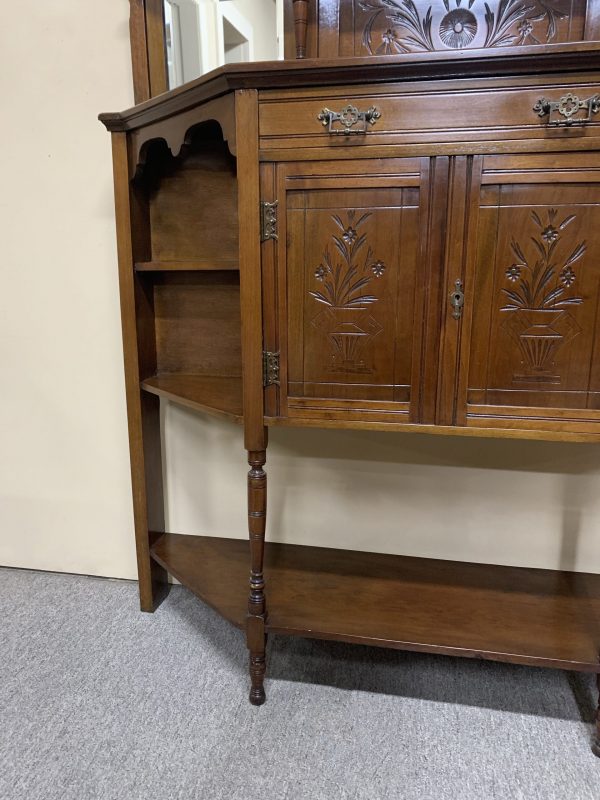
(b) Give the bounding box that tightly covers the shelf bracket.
[263,351,280,387]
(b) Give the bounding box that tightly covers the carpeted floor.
[1,567,599,800]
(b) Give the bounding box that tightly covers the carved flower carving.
[309,211,383,309]
[560,266,577,287]
[506,264,522,282]
[377,28,404,54]
[542,225,559,243]
[343,227,358,245]
[501,209,584,312]
[517,18,535,42]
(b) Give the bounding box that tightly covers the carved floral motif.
[483,0,567,46]
[500,209,586,383]
[359,0,435,52]
[309,211,386,374]
[358,0,569,53]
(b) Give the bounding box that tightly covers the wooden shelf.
[141,374,243,423]
[135,259,239,272]
[151,534,600,672]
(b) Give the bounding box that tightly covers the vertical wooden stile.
[110,133,169,612]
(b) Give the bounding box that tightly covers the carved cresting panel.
[356,0,585,54]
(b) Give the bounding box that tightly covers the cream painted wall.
[175,0,279,79]
[0,1,138,578]
[227,0,279,62]
[3,0,600,579]
[165,409,600,573]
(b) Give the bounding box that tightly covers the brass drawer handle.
[317,104,381,135]
[533,93,600,127]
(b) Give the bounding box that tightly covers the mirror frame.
[129,0,168,103]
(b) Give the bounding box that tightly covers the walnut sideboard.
[101,43,600,755]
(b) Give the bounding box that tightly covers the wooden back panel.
[285,0,600,58]
[153,272,242,377]
[144,138,238,264]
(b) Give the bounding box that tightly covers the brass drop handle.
[318,104,381,135]
[450,279,464,320]
[533,93,600,127]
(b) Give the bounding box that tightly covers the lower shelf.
[150,534,600,672]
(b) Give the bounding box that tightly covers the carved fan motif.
[439,8,478,46]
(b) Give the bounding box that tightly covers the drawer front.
[259,78,600,152]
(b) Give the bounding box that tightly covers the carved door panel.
[456,153,600,435]
[267,158,431,424]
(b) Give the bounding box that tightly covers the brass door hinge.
[263,351,280,387]
[260,201,278,242]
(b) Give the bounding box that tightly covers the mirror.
[163,0,284,89]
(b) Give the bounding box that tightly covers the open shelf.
[142,374,243,423]
[135,259,239,272]
[151,534,600,672]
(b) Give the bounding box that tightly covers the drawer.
[259,78,600,152]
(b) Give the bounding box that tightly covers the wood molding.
[101,42,600,132]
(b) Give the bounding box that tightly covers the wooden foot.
[593,673,600,757]
[246,450,268,705]
[249,650,267,706]
[139,558,170,613]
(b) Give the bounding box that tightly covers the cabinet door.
[266,158,437,424]
[457,153,600,436]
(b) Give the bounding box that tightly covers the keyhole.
[451,280,464,319]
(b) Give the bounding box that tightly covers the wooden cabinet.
[263,148,600,438]
[101,43,600,755]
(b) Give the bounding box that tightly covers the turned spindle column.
[293,0,309,58]
[247,450,267,705]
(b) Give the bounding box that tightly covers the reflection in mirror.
[164,0,284,90]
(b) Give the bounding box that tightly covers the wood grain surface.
[151,534,600,671]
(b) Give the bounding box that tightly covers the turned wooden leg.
[247,449,267,705]
[593,673,600,757]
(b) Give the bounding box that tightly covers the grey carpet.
[1,567,598,800]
